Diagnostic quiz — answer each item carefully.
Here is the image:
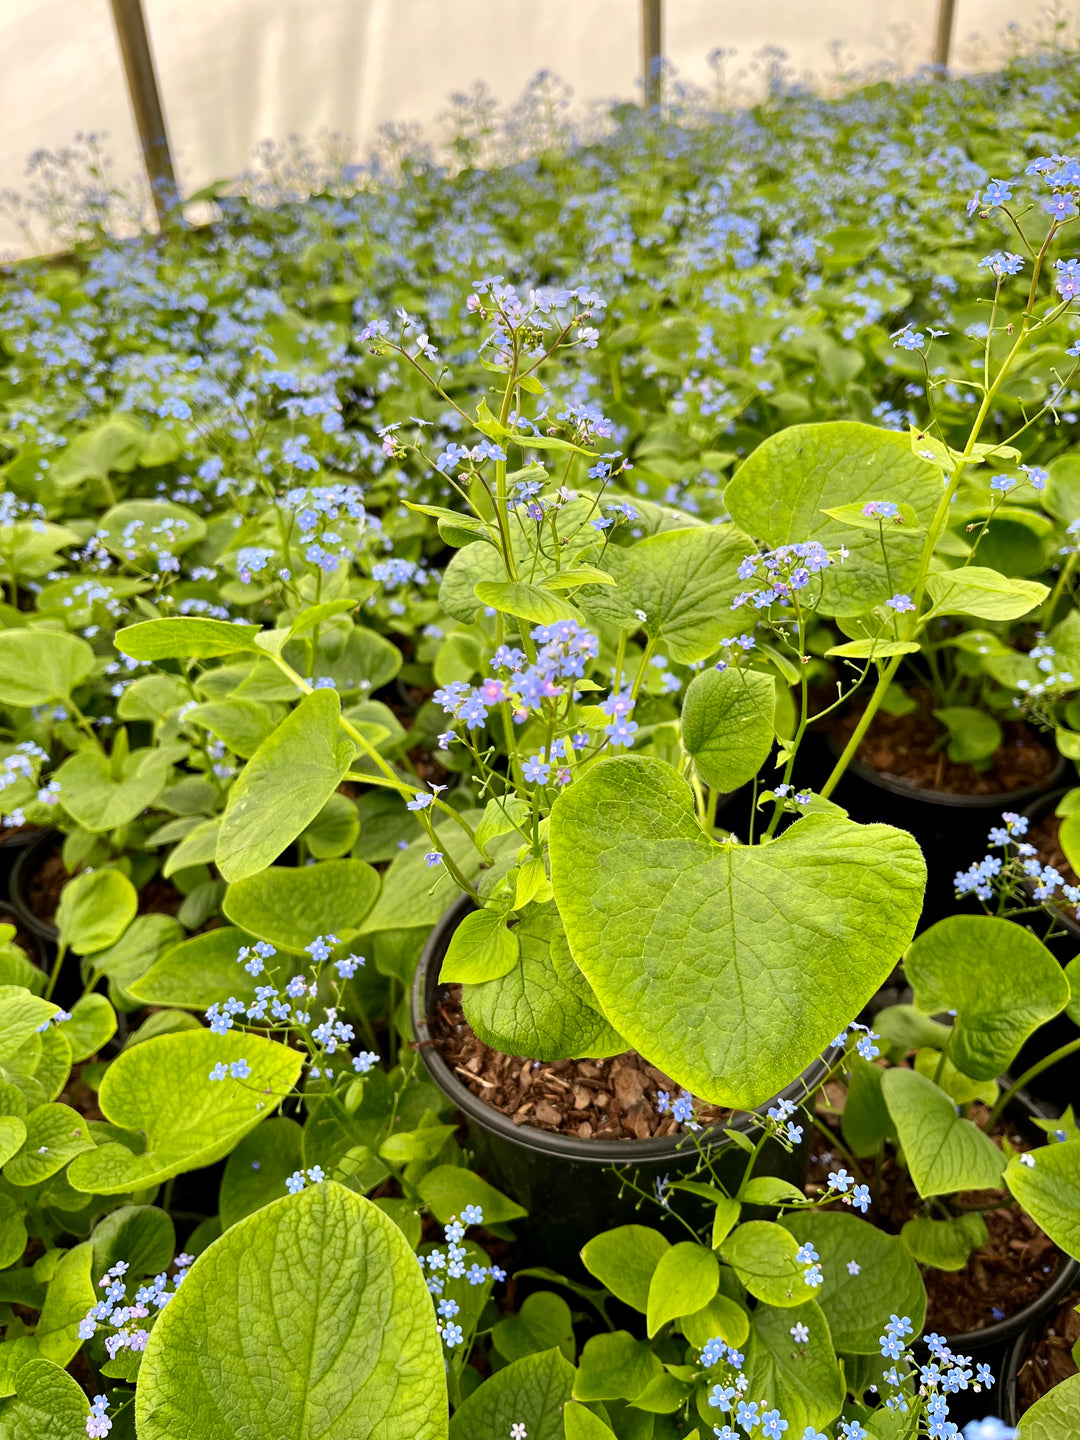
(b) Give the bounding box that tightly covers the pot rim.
[8,826,61,942]
[1021,786,1080,940]
[411,894,840,1164]
[827,730,1066,810]
[932,1252,1080,1357]
[999,1274,1080,1427]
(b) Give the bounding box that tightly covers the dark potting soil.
[1015,1287,1080,1415]
[1030,813,1080,922]
[428,984,729,1140]
[809,1094,1062,1334]
[137,875,184,917]
[833,694,1056,795]
[26,842,69,923]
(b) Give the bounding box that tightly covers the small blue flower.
[461,1204,484,1226]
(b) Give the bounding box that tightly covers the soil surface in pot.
[1015,1286,1080,1414]
[1030,812,1080,922]
[810,1091,1062,1334]
[832,693,1056,795]
[428,984,728,1139]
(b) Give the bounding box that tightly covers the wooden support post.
[108,0,178,226]
[642,0,663,107]
[932,0,958,78]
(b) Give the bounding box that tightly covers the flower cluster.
[731,541,833,612]
[417,1209,507,1351]
[956,811,1080,908]
[78,1253,193,1358]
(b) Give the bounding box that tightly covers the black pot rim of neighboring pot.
[827,728,1067,810]
[411,893,841,1164]
[1021,786,1080,942]
[999,1273,1080,1428]
[932,1252,1080,1358]
[8,826,61,942]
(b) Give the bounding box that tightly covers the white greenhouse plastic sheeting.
[0,0,1075,258]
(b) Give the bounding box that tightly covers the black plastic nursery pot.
[412,897,835,1274]
[829,742,1066,932]
[0,824,46,902]
[1001,1280,1080,1428]
[8,825,61,945]
[1022,787,1080,948]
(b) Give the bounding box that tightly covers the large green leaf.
[925,565,1048,621]
[780,1211,926,1353]
[115,617,263,660]
[451,1347,572,1440]
[92,1204,176,1280]
[579,525,751,662]
[224,859,380,952]
[580,1226,671,1312]
[721,1221,806,1307]
[1018,1372,1080,1438]
[905,916,1069,1080]
[55,869,137,955]
[461,900,624,1061]
[646,1242,718,1337]
[743,1299,843,1433]
[880,1067,1004,1198]
[0,987,58,1062]
[681,667,776,792]
[1006,1141,1080,1261]
[0,1357,89,1440]
[0,1243,95,1396]
[3,1103,95,1186]
[723,422,943,616]
[136,1183,446,1440]
[549,757,925,1106]
[55,747,170,832]
[128,927,261,1009]
[217,689,356,881]
[67,1030,303,1194]
[0,631,95,707]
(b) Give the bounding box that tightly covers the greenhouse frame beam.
[932,0,957,76]
[642,0,663,107]
[108,0,178,226]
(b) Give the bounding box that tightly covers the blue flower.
[761,1412,788,1439]
[850,1184,871,1213]
[229,1059,251,1080]
[286,1171,306,1194]
[461,1204,484,1225]
[886,593,915,613]
[441,1321,464,1348]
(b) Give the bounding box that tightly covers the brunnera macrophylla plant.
[113,277,929,1111]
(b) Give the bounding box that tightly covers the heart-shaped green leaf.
[549,756,925,1105]
[453,1347,573,1440]
[579,525,752,661]
[572,1333,661,1403]
[359,825,484,933]
[880,1067,1004,1197]
[461,900,624,1061]
[67,1030,302,1194]
[646,1242,719,1337]
[1017,1372,1080,1439]
[0,1243,95,1396]
[581,1225,671,1312]
[55,747,171,833]
[219,1117,304,1229]
[780,1212,926,1352]
[905,916,1069,1080]
[217,689,356,881]
[116,617,263,660]
[92,1204,176,1280]
[0,988,57,1062]
[0,1357,89,1439]
[721,1220,807,1307]
[3,1104,95,1186]
[724,422,943,616]
[743,1299,843,1434]
[1006,1141,1080,1261]
[224,859,380,952]
[925,565,1048,620]
[128,927,260,1009]
[0,1116,27,1169]
[439,909,520,984]
[60,995,116,1062]
[136,1183,447,1440]
[681,667,776,792]
[55,870,137,955]
[0,630,95,707]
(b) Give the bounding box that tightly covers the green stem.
[44,943,68,1001]
[1042,550,1078,628]
[986,1036,1080,1130]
